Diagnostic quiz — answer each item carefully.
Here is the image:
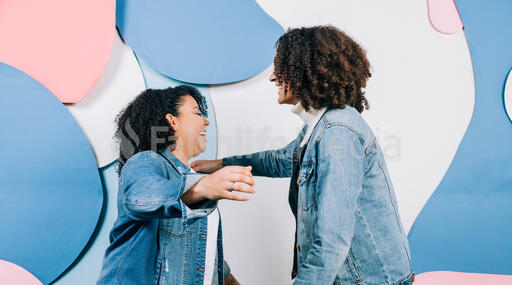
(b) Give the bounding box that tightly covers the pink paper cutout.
[427,0,464,34]
[415,271,512,285]
[0,0,116,103]
[0,260,42,285]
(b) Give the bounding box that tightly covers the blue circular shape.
[0,63,103,284]
[117,0,284,84]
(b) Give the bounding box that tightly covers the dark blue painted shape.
[0,63,103,284]
[116,0,284,84]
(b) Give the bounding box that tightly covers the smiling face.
[269,71,300,105]
[166,95,210,159]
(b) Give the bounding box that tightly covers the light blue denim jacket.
[97,148,229,285]
[223,106,414,285]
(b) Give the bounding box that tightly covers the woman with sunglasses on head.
[97,86,247,285]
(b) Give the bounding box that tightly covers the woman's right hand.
[184,166,255,203]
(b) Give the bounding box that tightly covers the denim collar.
[158,147,191,174]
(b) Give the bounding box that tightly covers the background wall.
[1,0,511,284]
[217,1,474,283]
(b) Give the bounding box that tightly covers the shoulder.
[314,106,375,152]
[121,151,168,178]
[125,150,164,168]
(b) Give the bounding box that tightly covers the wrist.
[182,179,207,205]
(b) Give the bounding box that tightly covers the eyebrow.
[193,106,200,110]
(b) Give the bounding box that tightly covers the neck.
[169,143,191,166]
[291,103,326,126]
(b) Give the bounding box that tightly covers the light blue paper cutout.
[408,0,512,275]
[0,63,103,284]
[116,0,284,84]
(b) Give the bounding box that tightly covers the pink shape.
[0,0,115,103]
[0,260,42,285]
[415,271,512,285]
[427,0,464,34]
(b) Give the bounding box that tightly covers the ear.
[165,113,177,129]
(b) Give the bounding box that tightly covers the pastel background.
[0,0,510,284]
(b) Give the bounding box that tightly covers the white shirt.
[291,103,328,147]
[188,168,219,285]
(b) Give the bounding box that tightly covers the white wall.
[213,1,475,284]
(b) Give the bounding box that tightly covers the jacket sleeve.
[222,127,306,178]
[121,152,217,222]
[293,126,365,285]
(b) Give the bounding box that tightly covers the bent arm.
[121,152,216,221]
[222,127,305,178]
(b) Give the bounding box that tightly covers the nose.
[204,118,210,126]
[269,71,276,82]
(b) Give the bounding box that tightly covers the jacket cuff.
[181,200,217,224]
[222,157,234,167]
[183,173,207,192]
[180,174,217,223]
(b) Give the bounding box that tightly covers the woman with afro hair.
[192,26,414,284]
[97,86,247,285]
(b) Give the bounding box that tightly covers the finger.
[226,166,253,177]
[233,182,256,194]
[223,191,250,201]
[229,173,255,186]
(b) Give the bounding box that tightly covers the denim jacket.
[97,148,229,285]
[223,106,413,285]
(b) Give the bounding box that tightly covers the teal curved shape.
[408,0,512,275]
[116,0,284,84]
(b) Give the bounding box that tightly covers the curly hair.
[114,85,208,173]
[274,25,371,113]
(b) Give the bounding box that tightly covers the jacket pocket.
[297,160,315,211]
